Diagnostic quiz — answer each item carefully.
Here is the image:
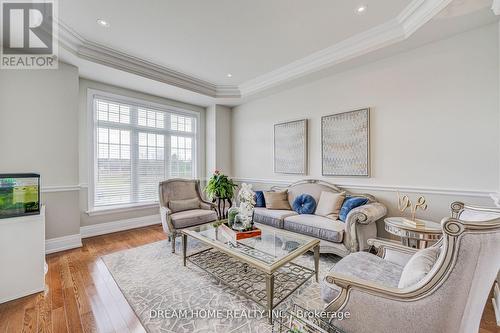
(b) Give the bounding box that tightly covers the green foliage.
[288,328,304,333]
[204,170,237,200]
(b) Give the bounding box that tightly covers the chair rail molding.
[233,177,493,198]
[56,0,451,100]
[490,193,500,207]
[41,184,86,193]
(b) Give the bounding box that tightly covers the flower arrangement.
[236,183,255,229]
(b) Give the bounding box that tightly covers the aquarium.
[0,173,40,219]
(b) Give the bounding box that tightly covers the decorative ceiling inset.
[56,0,495,104]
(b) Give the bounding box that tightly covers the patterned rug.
[102,238,340,333]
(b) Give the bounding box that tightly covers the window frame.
[86,89,201,213]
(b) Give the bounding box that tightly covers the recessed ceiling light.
[97,19,110,28]
[356,5,367,14]
[226,73,233,78]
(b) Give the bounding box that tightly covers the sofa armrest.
[346,202,387,225]
[324,271,403,312]
[344,202,387,252]
[160,206,172,233]
[200,199,216,211]
[367,238,417,266]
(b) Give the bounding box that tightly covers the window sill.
[86,202,159,216]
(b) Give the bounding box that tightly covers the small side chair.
[159,179,217,253]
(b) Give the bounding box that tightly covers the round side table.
[384,217,442,249]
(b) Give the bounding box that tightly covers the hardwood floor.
[0,224,498,333]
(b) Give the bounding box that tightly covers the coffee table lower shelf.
[185,247,315,324]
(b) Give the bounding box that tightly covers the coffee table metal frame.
[181,223,320,323]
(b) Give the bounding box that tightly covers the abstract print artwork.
[322,108,370,176]
[274,119,308,174]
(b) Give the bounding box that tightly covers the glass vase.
[227,207,239,227]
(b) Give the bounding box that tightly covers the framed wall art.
[274,119,308,174]
[322,108,370,177]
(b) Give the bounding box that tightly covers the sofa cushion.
[339,196,369,221]
[169,197,201,213]
[398,246,440,288]
[321,252,404,303]
[315,191,346,220]
[170,209,217,228]
[253,207,297,228]
[286,183,339,207]
[292,194,317,214]
[264,191,292,210]
[255,191,266,207]
[283,214,344,243]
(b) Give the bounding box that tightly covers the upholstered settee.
[252,180,387,257]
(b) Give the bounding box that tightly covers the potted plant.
[204,170,237,219]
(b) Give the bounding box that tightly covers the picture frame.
[274,119,308,174]
[321,108,370,177]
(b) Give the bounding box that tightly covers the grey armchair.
[159,179,217,253]
[320,201,500,333]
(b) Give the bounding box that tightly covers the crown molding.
[239,0,453,97]
[238,18,403,96]
[215,85,241,98]
[398,0,452,36]
[57,21,240,99]
[56,0,452,101]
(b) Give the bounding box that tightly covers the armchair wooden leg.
[171,233,176,253]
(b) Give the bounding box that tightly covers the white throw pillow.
[315,191,346,220]
[398,246,441,288]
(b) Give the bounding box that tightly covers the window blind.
[92,96,197,208]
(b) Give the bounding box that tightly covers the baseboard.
[80,214,161,238]
[45,233,82,254]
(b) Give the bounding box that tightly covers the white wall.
[0,62,81,239]
[232,24,499,233]
[206,105,216,176]
[206,104,232,177]
[78,78,206,226]
[0,67,209,238]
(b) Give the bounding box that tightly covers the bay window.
[89,91,198,210]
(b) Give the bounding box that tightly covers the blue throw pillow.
[292,194,317,215]
[255,191,266,207]
[339,197,369,221]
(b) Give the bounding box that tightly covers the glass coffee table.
[181,222,320,323]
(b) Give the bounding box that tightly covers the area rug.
[102,239,339,333]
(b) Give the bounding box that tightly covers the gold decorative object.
[397,191,428,221]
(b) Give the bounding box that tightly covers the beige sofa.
[252,179,387,257]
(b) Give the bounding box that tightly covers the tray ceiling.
[56,0,496,104]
